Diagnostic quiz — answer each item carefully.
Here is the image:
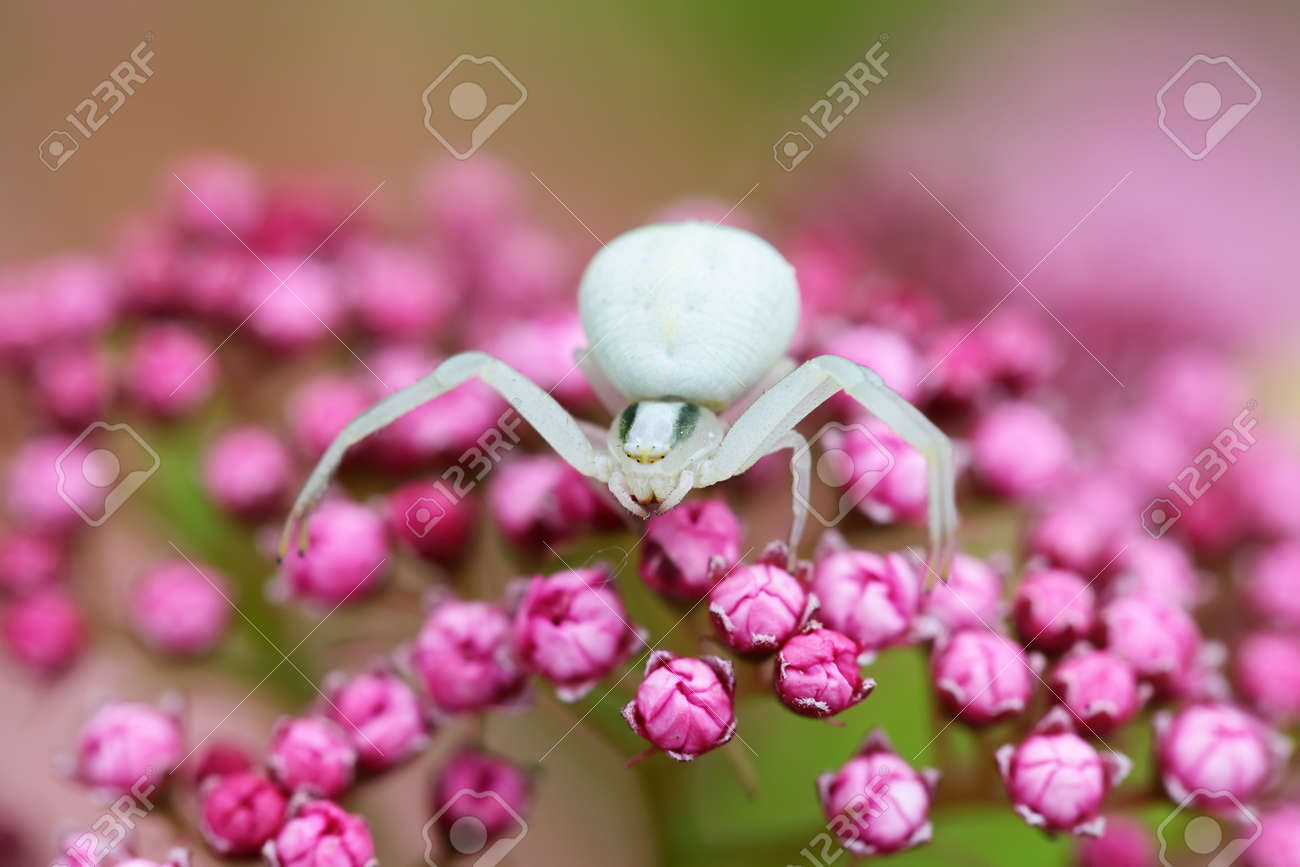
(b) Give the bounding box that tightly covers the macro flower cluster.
[1,152,1297,865]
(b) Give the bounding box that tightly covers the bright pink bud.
[199,771,286,856]
[177,247,256,321]
[822,325,923,405]
[282,499,389,606]
[1026,476,1136,575]
[245,260,346,353]
[202,426,293,519]
[409,598,526,715]
[419,158,521,253]
[483,311,596,410]
[129,560,231,656]
[345,243,452,341]
[265,800,375,867]
[1075,815,1155,867]
[1098,595,1200,690]
[41,255,121,343]
[322,669,428,771]
[1049,647,1142,733]
[931,629,1036,725]
[74,700,183,795]
[489,456,616,555]
[1146,352,1247,440]
[256,175,367,256]
[639,499,742,602]
[775,628,875,717]
[386,481,474,567]
[513,567,643,701]
[430,749,531,847]
[1012,568,1096,654]
[267,716,356,798]
[5,435,91,536]
[123,323,216,418]
[923,323,998,410]
[33,343,111,427]
[1250,804,1300,867]
[997,709,1130,836]
[113,216,179,314]
[809,550,921,653]
[920,553,1004,635]
[0,529,62,596]
[3,587,85,674]
[165,154,262,238]
[981,310,1060,393]
[708,563,808,655]
[286,374,371,460]
[1244,541,1300,629]
[1233,438,1300,540]
[1106,537,1201,609]
[622,651,735,761]
[816,730,938,856]
[191,741,254,786]
[971,402,1073,499]
[479,227,573,317]
[1155,703,1291,812]
[819,419,927,526]
[1234,632,1300,723]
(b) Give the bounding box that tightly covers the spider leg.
[720,356,799,424]
[658,470,696,512]
[702,355,957,578]
[279,351,601,560]
[574,346,627,417]
[609,471,648,517]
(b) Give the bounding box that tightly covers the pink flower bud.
[1146,352,1247,440]
[997,709,1130,836]
[202,426,293,519]
[1233,632,1300,723]
[971,402,1073,500]
[129,560,231,656]
[478,227,574,318]
[409,598,526,715]
[920,553,1004,635]
[430,749,531,846]
[483,311,597,410]
[819,419,927,526]
[1106,537,1201,609]
[810,550,921,653]
[1075,815,1155,867]
[256,175,367,256]
[1098,595,1200,691]
[1026,476,1136,575]
[344,243,453,341]
[622,651,735,761]
[199,771,286,856]
[177,247,256,321]
[708,563,808,655]
[33,344,111,428]
[1012,568,1096,654]
[981,310,1060,393]
[1250,804,1300,867]
[639,499,742,602]
[165,154,263,238]
[489,456,616,555]
[1233,438,1300,540]
[821,325,923,405]
[282,499,389,606]
[1244,541,1300,629]
[1155,703,1291,812]
[816,730,938,856]
[513,567,643,701]
[322,669,428,771]
[123,323,216,418]
[265,800,376,867]
[286,374,372,460]
[1049,647,1142,733]
[419,158,521,254]
[5,435,96,536]
[923,323,997,411]
[775,628,876,717]
[932,629,1036,725]
[41,255,121,343]
[3,587,85,674]
[191,741,254,786]
[113,216,179,314]
[268,716,356,799]
[0,530,62,596]
[74,700,183,795]
[386,481,474,567]
[245,260,346,353]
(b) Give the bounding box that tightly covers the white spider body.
[281,222,958,575]
[578,223,799,408]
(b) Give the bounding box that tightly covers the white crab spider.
[279,222,958,573]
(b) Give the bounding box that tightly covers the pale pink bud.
[489,456,616,555]
[419,158,522,253]
[622,651,735,761]
[820,419,927,526]
[1244,541,1300,629]
[513,567,643,701]
[264,800,376,867]
[199,771,286,856]
[123,323,216,418]
[0,529,62,596]
[267,716,356,799]
[822,325,923,404]
[483,311,597,410]
[478,227,573,317]
[1105,537,1201,609]
[5,435,93,536]
[1155,703,1291,812]
[1012,568,1096,654]
[1249,804,1300,867]
[1234,632,1300,723]
[921,553,1004,635]
[971,402,1073,499]
[809,550,921,653]
[165,154,263,238]
[708,563,808,655]
[1049,647,1143,733]
[775,628,876,717]
[74,700,183,795]
[409,598,525,715]
[322,669,428,771]
[177,247,256,321]
[41,255,121,343]
[202,426,293,519]
[997,708,1130,836]
[1098,595,1200,691]
[33,343,111,428]
[386,481,474,567]
[1075,815,1155,867]
[112,216,179,314]
[430,749,531,847]
[1146,352,1247,440]
[816,730,938,856]
[1026,476,1136,575]
[639,499,742,602]
[345,243,453,340]
[286,374,371,460]
[129,560,231,656]
[931,629,1036,725]
[245,260,346,353]
[3,587,85,675]
[1233,438,1300,540]
[282,499,389,606]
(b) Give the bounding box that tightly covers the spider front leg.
[701,355,958,578]
[278,351,602,560]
